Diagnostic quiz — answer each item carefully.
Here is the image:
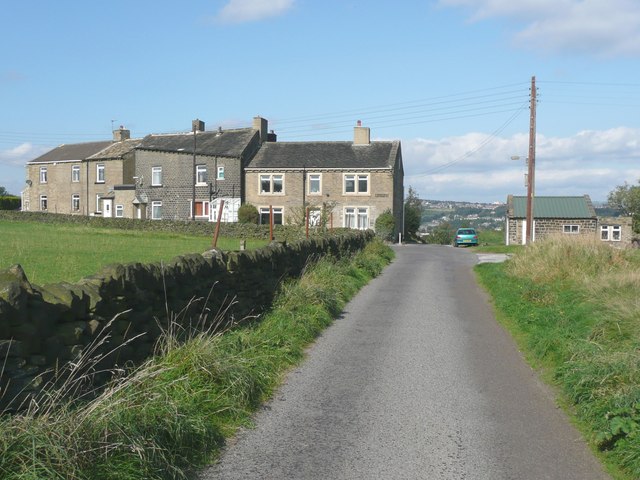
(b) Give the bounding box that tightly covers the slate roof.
[245,141,401,170]
[28,141,113,164]
[137,128,258,158]
[508,195,596,219]
[88,138,143,160]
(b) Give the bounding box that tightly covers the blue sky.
[1,0,639,203]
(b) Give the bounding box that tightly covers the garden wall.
[0,231,373,411]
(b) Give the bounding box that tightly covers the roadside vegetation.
[0,239,394,480]
[0,220,268,285]
[476,235,640,480]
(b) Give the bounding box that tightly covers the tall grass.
[477,235,640,479]
[0,240,394,480]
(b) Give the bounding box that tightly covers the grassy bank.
[0,220,268,284]
[0,240,394,480]
[476,236,640,480]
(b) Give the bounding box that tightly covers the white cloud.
[403,126,640,202]
[438,0,640,57]
[0,143,50,167]
[216,0,295,24]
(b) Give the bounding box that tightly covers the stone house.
[24,140,112,214]
[597,216,635,248]
[86,128,141,218]
[131,118,265,221]
[505,195,598,245]
[244,122,404,234]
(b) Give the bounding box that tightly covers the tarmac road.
[199,244,610,480]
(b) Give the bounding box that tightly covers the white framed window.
[344,207,369,230]
[344,173,369,194]
[71,165,80,182]
[217,166,225,180]
[600,225,621,241]
[152,166,162,186]
[40,195,48,211]
[191,200,210,218]
[259,174,284,194]
[115,204,124,218]
[196,165,207,185]
[39,167,47,184]
[259,206,283,225]
[96,164,105,183]
[151,201,163,220]
[308,173,322,195]
[563,224,580,234]
[71,194,80,211]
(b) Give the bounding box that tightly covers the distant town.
[419,199,620,233]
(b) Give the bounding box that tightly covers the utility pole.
[525,75,537,245]
[192,123,197,221]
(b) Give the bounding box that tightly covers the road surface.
[199,244,609,480]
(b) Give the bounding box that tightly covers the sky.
[1,0,639,203]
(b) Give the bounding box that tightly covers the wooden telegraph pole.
[525,76,537,245]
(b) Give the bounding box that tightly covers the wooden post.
[306,207,310,238]
[269,205,274,241]
[212,199,225,248]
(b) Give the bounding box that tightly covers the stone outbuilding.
[505,195,597,245]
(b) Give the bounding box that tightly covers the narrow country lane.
[199,244,610,480]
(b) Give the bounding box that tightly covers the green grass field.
[0,220,268,285]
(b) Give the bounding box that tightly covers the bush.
[426,221,454,245]
[374,209,395,242]
[0,196,20,210]
[237,204,258,224]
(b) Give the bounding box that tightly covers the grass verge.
[476,235,640,480]
[0,239,394,480]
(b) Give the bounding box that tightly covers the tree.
[608,180,640,233]
[0,186,8,196]
[403,186,423,240]
[426,221,455,245]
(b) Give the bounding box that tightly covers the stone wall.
[0,231,373,411]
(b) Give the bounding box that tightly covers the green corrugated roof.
[511,196,596,219]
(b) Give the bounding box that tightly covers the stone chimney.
[354,120,370,145]
[253,116,268,143]
[192,119,205,132]
[113,125,130,142]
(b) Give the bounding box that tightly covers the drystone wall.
[0,231,373,411]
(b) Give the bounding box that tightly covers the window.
[259,174,284,194]
[39,167,47,183]
[344,174,369,194]
[151,201,163,220]
[96,194,102,213]
[308,173,321,195]
[344,207,369,230]
[600,225,621,241]
[217,166,225,180]
[259,207,283,225]
[152,166,162,186]
[71,165,80,182]
[563,224,580,234]
[196,165,207,185]
[192,201,210,218]
[71,194,80,211]
[115,204,124,218]
[40,195,48,211]
[96,164,105,183]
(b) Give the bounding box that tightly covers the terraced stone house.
[244,122,404,234]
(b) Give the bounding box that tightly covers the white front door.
[103,199,113,218]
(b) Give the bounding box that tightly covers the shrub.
[426,221,454,245]
[374,209,395,242]
[237,204,258,224]
[0,196,20,210]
